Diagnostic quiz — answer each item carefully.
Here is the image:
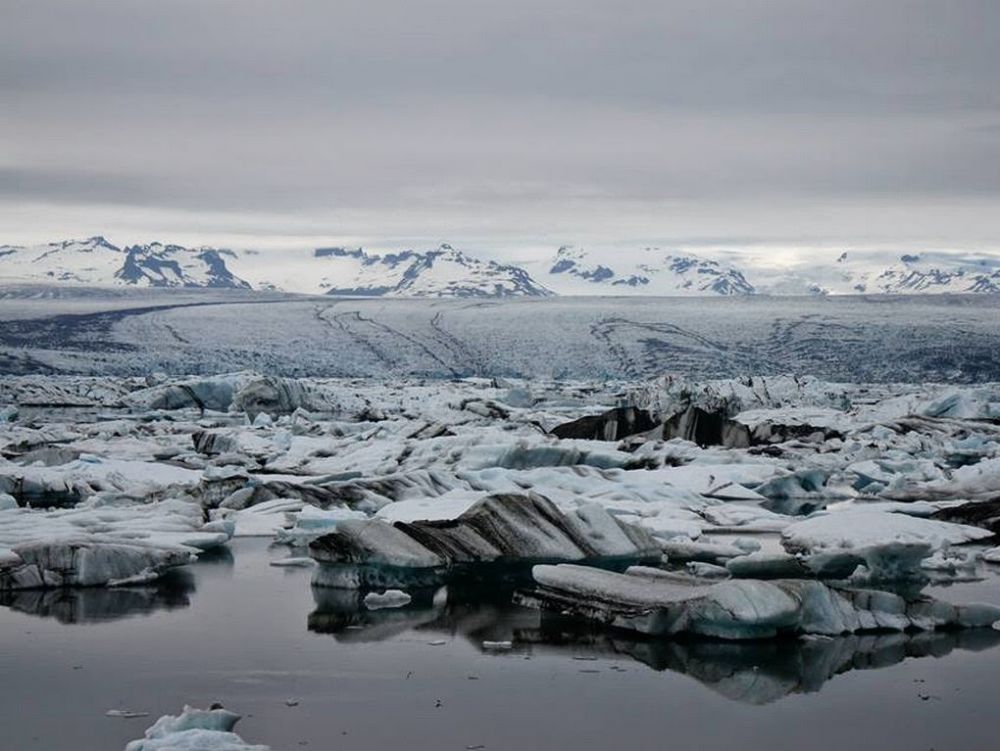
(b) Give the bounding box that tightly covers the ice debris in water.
[125,705,269,751]
[363,589,413,610]
[2,372,1000,618]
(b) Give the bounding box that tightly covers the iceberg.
[310,493,660,589]
[781,509,993,580]
[125,705,268,751]
[518,564,1000,639]
[549,406,656,441]
[0,499,230,589]
[0,537,196,590]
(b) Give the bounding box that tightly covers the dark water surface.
[2,540,1000,750]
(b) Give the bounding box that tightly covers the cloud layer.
[3,0,999,256]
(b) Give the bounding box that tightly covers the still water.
[2,539,999,750]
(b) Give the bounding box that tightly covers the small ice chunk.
[251,412,273,428]
[482,640,513,651]
[921,550,976,573]
[726,552,808,579]
[660,539,746,563]
[686,561,730,579]
[363,589,412,610]
[274,505,368,546]
[125,705,268,750]
[226,499,305,538]
[700,504,792,533]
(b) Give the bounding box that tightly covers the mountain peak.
[312,244,552,298]
[542,246,755,296]
[3,237,999,298]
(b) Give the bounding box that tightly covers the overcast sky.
[3,0,999,261]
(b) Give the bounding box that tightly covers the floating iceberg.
[125,705,268,751]
[781,509,992,580]
[310,493,660,589]
[518,564,1000,640]
[0,499,230,589]
[363,589,412,610]
[0,537,196,589]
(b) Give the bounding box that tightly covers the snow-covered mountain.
[239,244,552,298]
[3,237,999,298]
[0,237,129,286]
[117,243,251,288]
[755,251,1000,295]
[0,237,251,289]
[0,238,550,298]
[532,246,757,296]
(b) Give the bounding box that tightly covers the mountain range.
[2,236,999,298]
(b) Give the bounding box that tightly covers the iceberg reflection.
[0,568,195,624]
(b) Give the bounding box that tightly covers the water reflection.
[605,629,1000,704]
[0,568,196,624]
[309,585,1000,705]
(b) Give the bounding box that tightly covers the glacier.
[2,288,1000,382]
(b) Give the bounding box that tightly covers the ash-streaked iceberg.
[309,493,660,589]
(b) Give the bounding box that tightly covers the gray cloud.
[2,0,999,253]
